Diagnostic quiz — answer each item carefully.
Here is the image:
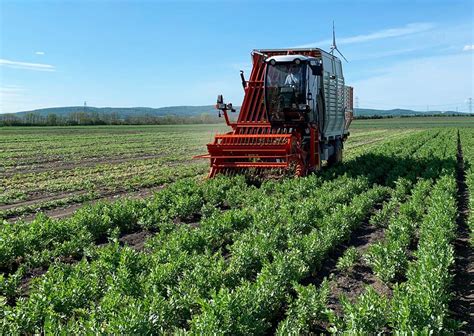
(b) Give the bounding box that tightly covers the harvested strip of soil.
[450,131,473,334]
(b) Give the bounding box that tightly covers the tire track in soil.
[450,131,473,334]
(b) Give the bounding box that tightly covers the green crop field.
[0,118,472,334]
[0,123,415,220]
[351,116,474,129]
[0,124,228,219]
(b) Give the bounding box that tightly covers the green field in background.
[351,116,474,128]
[1,117,470,219]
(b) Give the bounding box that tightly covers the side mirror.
[227,103,236,113]
[310,64,323,76]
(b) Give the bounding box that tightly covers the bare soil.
[118,230,154,251]
[319,222,391,316]
[287,204,392,333]
[450,132,473,334]
[17,267,48,300]
[11,208,205,301]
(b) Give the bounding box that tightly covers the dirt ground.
[450,133,473,334]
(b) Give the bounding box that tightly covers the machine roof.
[253,48,334,58]
[265,54,317,63]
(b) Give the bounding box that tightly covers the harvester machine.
[196,48,354,178]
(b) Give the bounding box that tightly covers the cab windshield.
[265,63,306,122]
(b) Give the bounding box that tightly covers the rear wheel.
[328,140,343,165]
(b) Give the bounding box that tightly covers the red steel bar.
[198,49,325,177]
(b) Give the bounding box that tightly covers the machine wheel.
[294,159,306,177]
[328,140,343,165]
[287,157,306,177]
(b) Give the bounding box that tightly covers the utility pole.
[468,98,472,114]
[355,96,359,109]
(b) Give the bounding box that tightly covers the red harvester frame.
[196,49,326,178]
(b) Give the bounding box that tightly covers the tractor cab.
[264,55,323,125]
[197,47,353,178]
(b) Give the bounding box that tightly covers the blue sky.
[1,0,473,113]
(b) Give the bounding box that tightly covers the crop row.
[272,129,461,334]
[0,162,206,220]
[0,128,465,333]
[364,178,431,283]
[0,176,250,271]
[1,125,227,214]
[1,174,386,333]
[0,127,411,213]
[1,157,207,207]
[1,130,447,271]
[274,176,458,334]
[361,127,458,285]
[0,125,226,169]
[337,174,458,333]
[459,129,474,244]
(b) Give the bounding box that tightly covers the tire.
[328,140,343,165]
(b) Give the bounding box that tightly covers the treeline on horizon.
[354,114,473,120]
[0,111,472,126]
[0,111,225,126]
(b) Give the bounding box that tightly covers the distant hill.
[3,105,471,118]
[7,105,228,118]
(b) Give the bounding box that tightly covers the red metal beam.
[215,162,289,168]
[196,49,326,177]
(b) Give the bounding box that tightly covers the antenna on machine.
[330,21,348,62]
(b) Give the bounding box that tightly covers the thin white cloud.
[0,85,24,96]
[352,52,473,111]
[0,85,29,113]
[0,58,55,71]
[463,44,474,51]
[296,22,435,48]
[35,51,45,55]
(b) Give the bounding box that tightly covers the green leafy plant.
[276,279,331,335]
[340,287,388,334]
[336,247,360,272]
